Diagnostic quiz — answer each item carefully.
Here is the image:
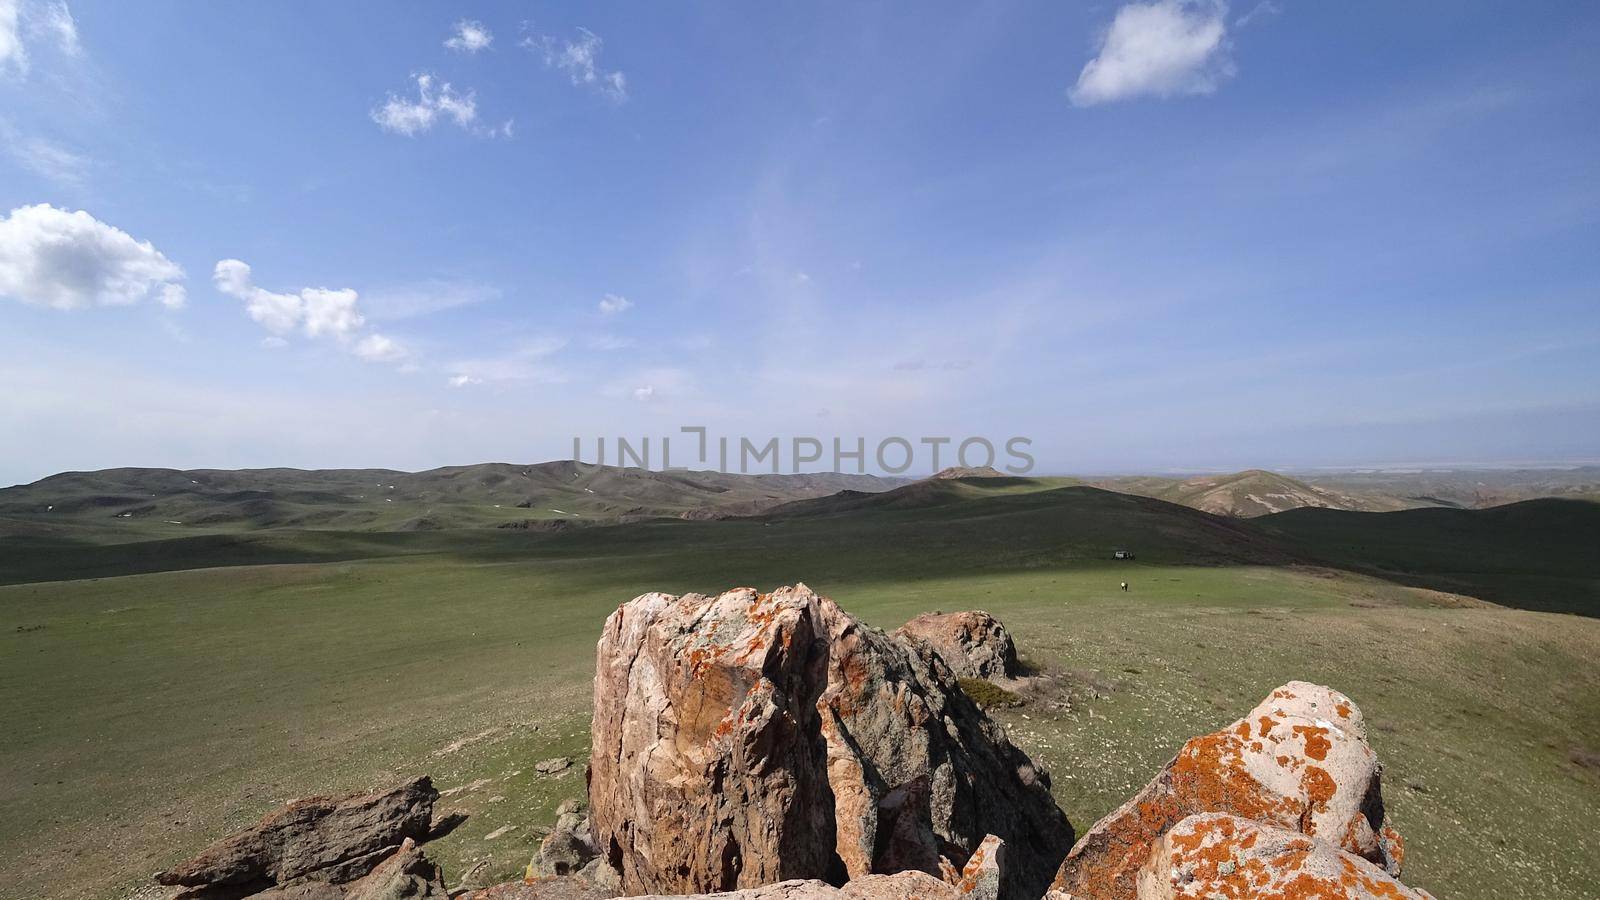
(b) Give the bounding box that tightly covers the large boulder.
[1137,814,1434,899]
[894,611,1019,680]
[156,776,438,895]
[1053,682,1403,900]
[588,585,1073,900]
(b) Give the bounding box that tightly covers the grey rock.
[155,776,437,892]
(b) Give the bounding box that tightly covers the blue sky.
[1,1,1598,484]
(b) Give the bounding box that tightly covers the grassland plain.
[3,482,1598,900]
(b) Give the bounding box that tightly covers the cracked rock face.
[894,611,1020,681]
[587,585,1074,900]
[1053,682,1403,900]
[1137,813,1434,900]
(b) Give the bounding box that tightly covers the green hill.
[0,462,906,537]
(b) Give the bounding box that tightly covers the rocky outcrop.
[154,776,438,898]
[587,585,1073,900]
[341,838,448,900]
[895,611,1019,680]
[1137,814,1434,899]
[1053,682,1405,899]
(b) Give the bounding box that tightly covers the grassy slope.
[2,481,1597,899]
[1257,498,1600,616]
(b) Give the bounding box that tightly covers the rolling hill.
[1255,497,1600,616]
[1091,469,1415,517]
[0,461,907,536]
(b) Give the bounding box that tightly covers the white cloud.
[632,385,655,402]
[441,18,489,52]
[523,27,627,101]
[353,333,407,363]
[597,293,632,316]
[214,259,301,334]
[214,259,406,364]
[260,336,288,350]
[445,19,492,53]
[0,203,186,310]
[301,288,364,339]
[448,374,483,388]
[371,73,478,136]
[1069,0,1234,107]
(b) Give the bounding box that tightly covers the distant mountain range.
[1,462,1595,538]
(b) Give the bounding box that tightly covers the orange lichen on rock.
[1137,814,1435,900]
[1292,724,1332,761]
[590,585,1072,900]
[1052,681,1404,900]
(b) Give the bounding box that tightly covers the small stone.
[535,757,572,775]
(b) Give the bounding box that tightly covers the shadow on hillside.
[2,486,1594,618]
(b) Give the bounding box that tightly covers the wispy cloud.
[586,332,635,351]
[444,337,567,385]
[1070,0,1234,107]
[522,26,627,101]
[0,203,185,309]
[1235,1,1280,28]
[444,19,492,54]
[4,130,90,187]
[1,0,81,76]
[0,1,21,76]
[362,279,501,320]
[353,333,406,363]
[371,73,478,136]
[32,0,76,55]
[603,367,695,403]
